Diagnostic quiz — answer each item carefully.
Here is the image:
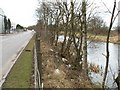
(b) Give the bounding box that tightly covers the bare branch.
[101,0,112,14]
[112,10,120,24]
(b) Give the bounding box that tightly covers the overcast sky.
[0,0,38,27]
[0,0,119,27]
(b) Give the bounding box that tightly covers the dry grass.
[41,39,93,88]
[88,34,120,44]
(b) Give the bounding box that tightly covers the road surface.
[0,30,35,86]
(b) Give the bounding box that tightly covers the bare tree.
[82,0,88,75]
[36,0,102,78]
[102,0,116,89]
[61,1,70,55]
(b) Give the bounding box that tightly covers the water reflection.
[88,41,119,88]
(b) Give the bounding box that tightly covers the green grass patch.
[3,35,35,88]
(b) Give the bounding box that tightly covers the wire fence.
[34,32,43,90]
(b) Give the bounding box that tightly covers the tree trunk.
[102,0,116,89]
[82,0,88,76]
[55,30,59,46]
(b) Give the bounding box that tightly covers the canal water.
[88,41,119,88]
[58,35,119,88]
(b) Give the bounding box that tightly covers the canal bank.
[88,34,120,45]
[57,35,119,88]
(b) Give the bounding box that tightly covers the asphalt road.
[0,30,35,85]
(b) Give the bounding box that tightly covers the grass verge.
[88,34,120,44]
[3,35,35,88]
